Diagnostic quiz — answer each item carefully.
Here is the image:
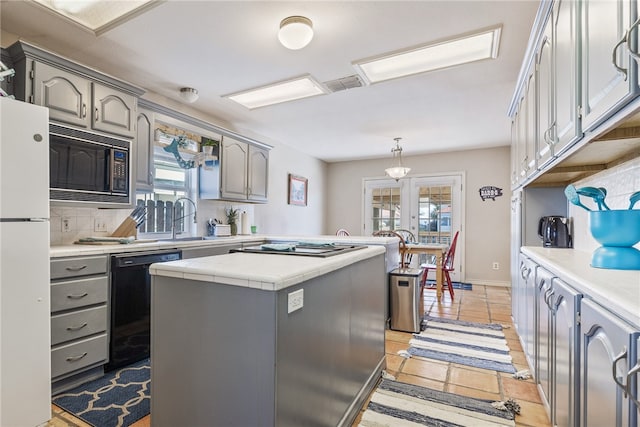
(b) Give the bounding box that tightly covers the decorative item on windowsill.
[385,137,410,181]
[200,137,220,171]
[162,134,218,169]
[226,206,239,236]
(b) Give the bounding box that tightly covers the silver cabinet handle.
[612,31,629,80]
[67,292,88,299]
[95,107,99,122]
[612,347,628,397]
[627,360,640,409]
[66,323,88,331]
[66,352,88,362]
[65,265,87,272]
[625,16,640,61]
[82,103,87,118]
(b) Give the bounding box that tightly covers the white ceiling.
[0,0,539,162]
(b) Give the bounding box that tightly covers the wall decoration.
[479,186,503,201]
[288,174,308,206]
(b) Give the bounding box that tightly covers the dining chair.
[420,231,459,300]
[394,229,416,265]
[336,228,350,236]
[372,230,409,268]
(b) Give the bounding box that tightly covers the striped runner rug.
[359,379,515,426]
[407,316,516,374]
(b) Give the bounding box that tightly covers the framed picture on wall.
[288,174,308,206]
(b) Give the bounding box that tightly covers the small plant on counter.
[226,206,239,235]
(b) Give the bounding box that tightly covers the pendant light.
[385,137,411,181]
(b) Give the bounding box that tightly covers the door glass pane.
[417,185,452,245]
[371,187,401,232]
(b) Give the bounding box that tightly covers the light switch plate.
[287,289,304,314]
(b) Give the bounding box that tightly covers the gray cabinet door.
[579,298,636,427]
[580,0,635,132]
[536,267,554,411]
[554,0,580,156]
[136,108,154,191]
[536,16,554,169]
[220,137,249,200]
[33,61,90,128]
[524,68,537,179]
[248,145,268,202]
[552,278,580,427]
[92,82,136,138]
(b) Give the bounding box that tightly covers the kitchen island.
[149,245,387,427]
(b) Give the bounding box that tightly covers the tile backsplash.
[570,156,640,252]
[50,200,256,246]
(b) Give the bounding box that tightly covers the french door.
[363,173,464,281]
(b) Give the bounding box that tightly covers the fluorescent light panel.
[225,75,327,109]
[354,26,502,84]
[33,0,156,33]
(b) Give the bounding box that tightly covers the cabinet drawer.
[51,256,107,280]
[51,334,108,378]
[51,306,107,345]
[51,276,108,312]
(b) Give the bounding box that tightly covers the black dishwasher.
[106,249,181,371]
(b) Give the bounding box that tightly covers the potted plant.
[200,137,219,155]
[226,206,239,235]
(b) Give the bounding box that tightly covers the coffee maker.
[538,216,572,248]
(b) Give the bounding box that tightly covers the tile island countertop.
[149,245,386,291]
[522,246,640,328]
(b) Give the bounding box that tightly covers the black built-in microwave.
[49,123,131,206]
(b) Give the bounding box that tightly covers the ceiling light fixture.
[224,75,326,109]
[180,87,199,103]
[278,16,314,50]
[354,26,502,84]
[385,137,411,181]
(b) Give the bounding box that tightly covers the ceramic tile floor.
[351,285,552,427]
[48,285,550,427]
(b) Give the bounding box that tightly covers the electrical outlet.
[492,262,500,270]
[62,217,72,233]
[287,289,304,314]
[94,218,108,232]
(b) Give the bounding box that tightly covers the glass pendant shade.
[385,138,410,181]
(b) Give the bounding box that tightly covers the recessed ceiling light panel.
[354,26,502,84]
[224,75,327,109]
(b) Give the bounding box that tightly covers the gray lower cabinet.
[579,298,639,427]
[516,254,537,367]
[50,255,109,393]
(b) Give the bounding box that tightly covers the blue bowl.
[589,209,640,247]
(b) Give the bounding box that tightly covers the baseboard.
[464,279,511,287]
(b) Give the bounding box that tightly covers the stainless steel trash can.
[389,268,423,333]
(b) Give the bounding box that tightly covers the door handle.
[67,292,88,299]
[627,359,640,408]
[612,31,629,80]
[66,322,88,331]
[612,347,628,397]
[66,352,88,362]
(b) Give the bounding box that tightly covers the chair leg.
[445,271,454,300]
[420,268,433,287]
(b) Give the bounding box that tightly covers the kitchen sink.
[160,236,217,242]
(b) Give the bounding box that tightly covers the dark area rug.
[52,358,150,427]
[423,279,473,290]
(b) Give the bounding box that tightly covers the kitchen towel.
[241,211,250,235]
[407,316,516,374]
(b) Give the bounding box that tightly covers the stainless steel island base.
[150,251,386,427]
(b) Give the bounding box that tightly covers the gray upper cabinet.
[8,41,143,139]
[135,108,154,191]
[218,136,269,203]
[580,0,635,132]
[32,61,91,128]
[91,82,136,138]
[536,16,554,169]
[553,0,580,156]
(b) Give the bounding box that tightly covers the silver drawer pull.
[65,265,87,272]
[66,323,88,331]
[67,292,89,299]
[612,347,628,397]
[66,352,88,362]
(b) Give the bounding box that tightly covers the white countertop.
[522,246,640,328]
[149,245,386,291]
[49,234,398,258]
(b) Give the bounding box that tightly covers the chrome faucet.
[172,197,197,240]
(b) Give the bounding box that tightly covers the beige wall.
[326,146,512,285]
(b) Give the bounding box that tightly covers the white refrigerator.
[0,97,51,426]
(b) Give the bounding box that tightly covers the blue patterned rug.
[359,379,515,426]
[423,280,473,290]
[53,358,150,427]
[407,316,516,373]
